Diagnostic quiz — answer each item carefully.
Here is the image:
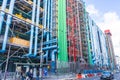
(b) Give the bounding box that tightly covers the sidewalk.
[43,73,76,80]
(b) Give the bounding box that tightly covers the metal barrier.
[0,72,16,80]
[56,61,101,74]
[0,62,102,80]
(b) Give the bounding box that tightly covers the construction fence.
[56,61,102,74]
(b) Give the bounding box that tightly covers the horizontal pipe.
[43,39,57,45]
[37,49,58,59]
[23,45,58,57]
[42,45,57,51]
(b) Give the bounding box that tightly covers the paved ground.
[43,73,76,80]
[43,72,120,80]
[1,72,120,80]
[81,72,120,80]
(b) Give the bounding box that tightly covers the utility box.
[9,37,30,47]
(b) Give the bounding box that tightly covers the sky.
[83,0,120,57]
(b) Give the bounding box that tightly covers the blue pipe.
[43,39,57,45]
[46,0,50,62]
[33,0,40,56]
[27,45,57,58]
[51,49,57,61]
[0,0,16,53]
[42,45,57,51]
[37,49,57,60]
[0,0,8,33]
[50,0,53,40]
[28,0,36,56]
[51,49,57,73]
[43,0,47,31]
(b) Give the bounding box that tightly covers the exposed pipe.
[34,0,40,56]
[0,0,8,33]
[51,49,57,73]
[51,49,57,61]
[43,39,57,45]
[50,0,53,40]
[37,49,57,61]
[1,0,16,52]
[42,45,57,51]
[46,0,50,62]
[25,45,57,58]
[28,0,36,56]
[43,0,47,32]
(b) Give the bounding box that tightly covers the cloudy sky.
[84,0,120,57]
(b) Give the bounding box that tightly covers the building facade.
[105,30,116,69]
[0,0,116,74]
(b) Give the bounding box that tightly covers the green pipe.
[58,0,68,62]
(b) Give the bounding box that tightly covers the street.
[41,72,120,80]
[81,72,120,80]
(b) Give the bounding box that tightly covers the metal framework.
[0,0,58,75]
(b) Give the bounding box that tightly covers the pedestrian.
[29,69,33,80]
[36,71,39,80]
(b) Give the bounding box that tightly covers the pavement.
[43,72,120,80]
[1,72,120,80]
[81,72,120,80]
[43,73,77,80]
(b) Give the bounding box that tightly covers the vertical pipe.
[51,49,57,73]
[34,0,40,56]
[28,0,36,55]
[50,0,53,40]
[43,0,47,32]
[2,0,16,52]
[51,50,57,61]
[0,0,8,33]
[46,0,50,62]
[39,0,47,78]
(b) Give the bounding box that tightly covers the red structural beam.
[66,0,81,62]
